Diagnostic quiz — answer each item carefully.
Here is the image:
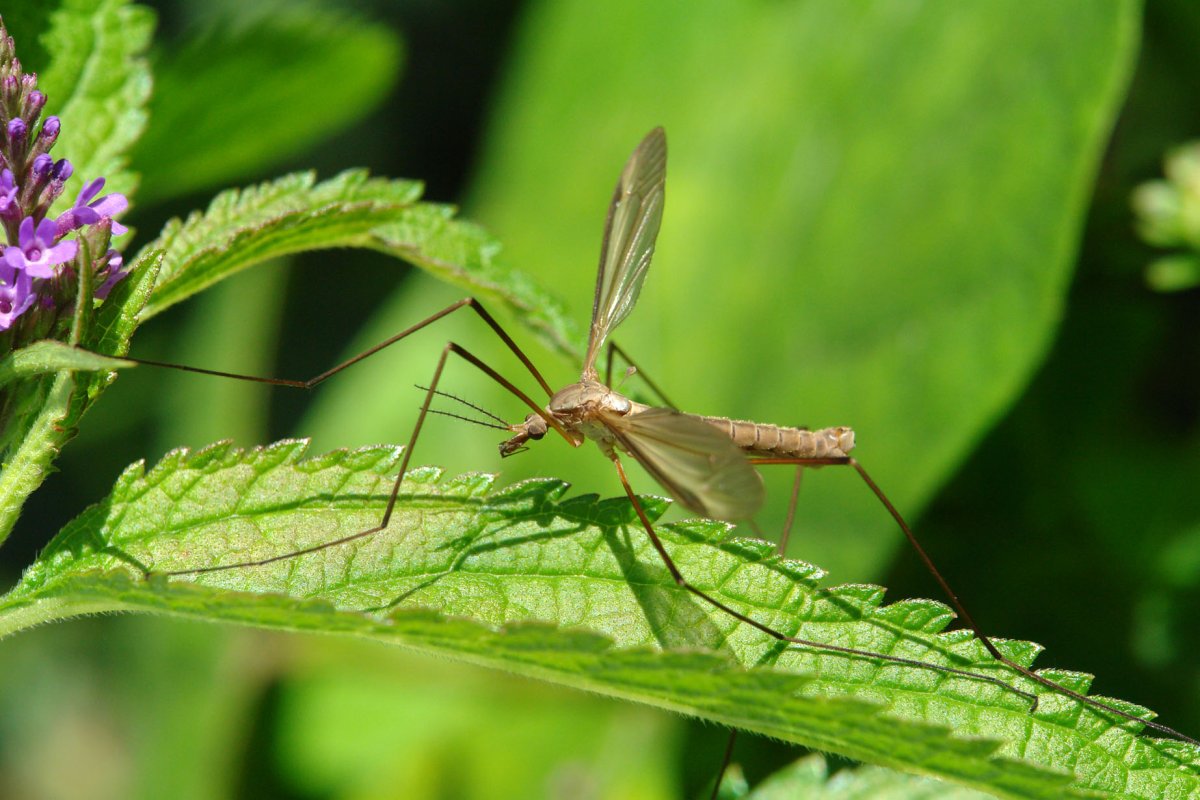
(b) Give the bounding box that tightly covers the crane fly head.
[499,413,549,457]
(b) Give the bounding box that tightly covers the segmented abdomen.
[696,415,856,459]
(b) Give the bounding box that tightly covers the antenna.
[416,385,512,431]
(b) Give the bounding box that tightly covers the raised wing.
[604,407,765,522]
[582,127,667,378]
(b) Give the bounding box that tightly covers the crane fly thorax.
[549,380,632,444]
[498,380,634,456]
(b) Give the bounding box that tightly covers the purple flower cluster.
[0,19,128,341]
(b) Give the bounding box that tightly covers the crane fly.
[128,128,1196,752]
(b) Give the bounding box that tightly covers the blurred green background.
[2,0,1199,797]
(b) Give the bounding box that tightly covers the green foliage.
[132,9,403,202]
[466,0,1139,582]
[0,132,572,549]
[371,206,581,357]
[2,0,1199,797]
[0,0,154,547]
[0,249,161,547]
[133,171,578,356]
[37,0,152,204]
[5,441,1199,799]
[137,171,423,316]
[0,341,133,390]
[724,754,994,799]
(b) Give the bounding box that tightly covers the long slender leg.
[776,466,804,556]
[163,341,577,577]
[117,297,556,398]
[607,453,1038,706]
[603,341,678,409]
[752,456,1199,745]
[604,342,749,793]
[708,729,738,800]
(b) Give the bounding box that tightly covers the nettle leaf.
[137,170,421,314]
[38,0,152,204]
[133,9,402,203]
[3,442,1198,799]
[91,247,163,357]
[133,171,579,356]
[371,205,581,357]
[727,754,993,799]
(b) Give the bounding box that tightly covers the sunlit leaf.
[3,442,1198,799]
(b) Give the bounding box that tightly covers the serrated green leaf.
[133,171,578,356]
[371,204,581,357]
[736,754,992,799]
[38,0,152,204]
[91,247,163,357]
[133,9,402,203]
[137,170,420,316]
[3,442,1199,799]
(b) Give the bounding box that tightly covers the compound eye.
[525,413,548,439]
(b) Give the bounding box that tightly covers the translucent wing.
[604,407,765,522]
[582,127,667,377]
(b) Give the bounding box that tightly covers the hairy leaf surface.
[4,442,1198,799]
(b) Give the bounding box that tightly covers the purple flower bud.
[51,158,72,181]
[6,118,26,141]
[20,74,34,91]
[40,115,59,142]
[1,76,14,93]
[31,153,51,177]
[27,90,45,112]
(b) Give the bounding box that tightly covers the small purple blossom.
[0,169,17,219]
[55,177,127,236]
[4,216,77,279]
[0,22,131,341]
[0,259,34,330]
